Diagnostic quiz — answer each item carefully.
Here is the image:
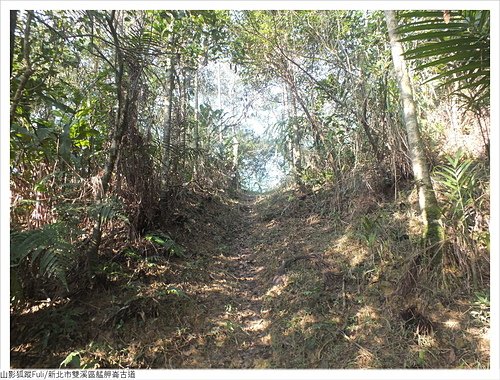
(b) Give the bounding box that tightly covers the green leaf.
[404,41,487,60]
[60,351,81,368]
[11,222,78,291]
[165,287,190,299]
[404,37,485,53]
[398,30,465,42]
[478,11,489,31]
[397,22,468,34]
[420,61,486,79]
[415,52,486,70]
[454,77,489,92]
[432,71,489,88]
[145,232,185,257]
[398,11,452,19]
[397,9,489,101]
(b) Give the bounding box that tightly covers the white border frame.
[1,2,498,379]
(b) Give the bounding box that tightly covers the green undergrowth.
[11,189,242,368]
[253,183,489,368]
[11,184,489,369]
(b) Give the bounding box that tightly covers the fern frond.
[89,196,129,226]
[11,222,79,291]
[434,151,479,231]
[145,232,185,257]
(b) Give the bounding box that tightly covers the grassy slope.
[11,185,489,369]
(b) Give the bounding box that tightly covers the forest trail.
[188,193,275,367]
[9,8,491,371]
[11,189,490,369]
[165,190,349,368]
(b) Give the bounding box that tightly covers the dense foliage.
[9,9,490,369]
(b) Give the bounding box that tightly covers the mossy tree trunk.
[385,10,444,263]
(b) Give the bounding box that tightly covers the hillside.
[11,182,490,368]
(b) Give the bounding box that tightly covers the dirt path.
[11,190,490,369]
[220,196,273,365]
[182,194,275,368]
[161,191,399,368]
[182,191,351,368]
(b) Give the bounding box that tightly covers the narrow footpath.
[11,190,490,369]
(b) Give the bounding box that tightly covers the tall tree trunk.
[194,68,200,150]
[385,10,443,262]
[216,62,223,146]
[359,96,383,163]
[191,66,200,178]
[194,67,200,147]
[289,87,303,186]
[181,68,188,172]
[161,43,176,193]
[232,124,239,189]
[87,11,141,271]
[282,83,294,172]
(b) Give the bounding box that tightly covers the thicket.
[10,10,490,307]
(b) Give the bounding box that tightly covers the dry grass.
[11,183,490,369]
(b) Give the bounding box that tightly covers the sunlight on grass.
[444,319,461,330]
[330,235,369,267]
[355,348,377,368]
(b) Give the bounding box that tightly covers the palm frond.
[89,196,129,226]
[396,10,490,100]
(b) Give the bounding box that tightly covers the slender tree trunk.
[100,12,127,196]
[87,11,141,270]
[359,96,383,163]
[216,62,222,109]
[192,66,200,178]
[283,83,294,170]
[232,131,239,171]
[289,87,303,185]
[194,69,200,152]
[289,79,334,166]
[216,62,223,146]
[181,68,188,172]
[286,71,340,184]
[385,10,443,262]
[194,67,199,151]
[161,43,176,192]
[232,124,239,189]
